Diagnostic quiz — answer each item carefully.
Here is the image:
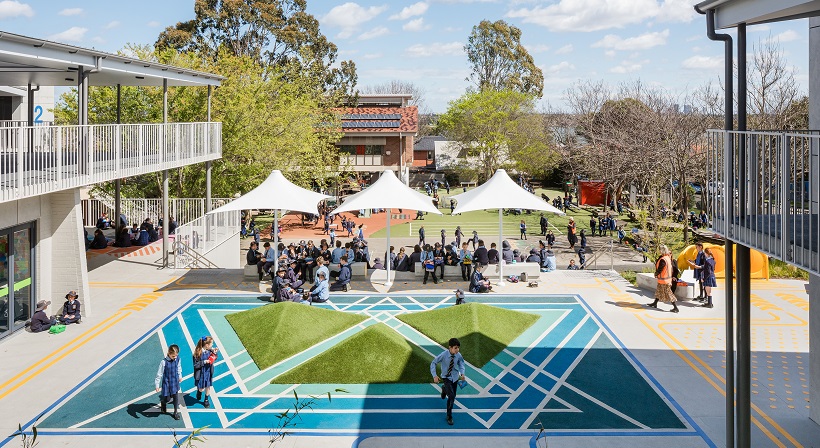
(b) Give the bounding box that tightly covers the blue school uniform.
[155,356,182,398]
[194,350,216,389]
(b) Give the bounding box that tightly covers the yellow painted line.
[88,282,160,287]
[0,312,131,400]
[636,315,788,448]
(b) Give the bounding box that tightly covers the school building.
[0,31,222,340]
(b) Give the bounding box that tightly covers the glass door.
[0,234,9,337]
[12,227,32,330]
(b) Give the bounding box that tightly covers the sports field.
[26,293,710,443]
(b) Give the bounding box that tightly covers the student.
[155,344,183,420]
[454,226,464,248]
[440,229,446,247]
[470,231,479,250]
[519,220,527,240]
[589,216,597,237]
[433,243,446,280]
[501,240,514,264]
[689,247,717,308]
[579,229,587,249]
[566,218,577,249]
[89,229,109,250]
[306,271,330,303]
[168,216,178,235]
[487,242,499,265]
[469,264,492,293]
[330,256,352,292]
[29,300,56,333]
[59,290,81,325]
[431,337,466,426]
[546,230,556,248]
[473,240,489,266]
[272,267,300,302]
[329,228,336,247]
[617,226,626,244]
[577,248,586,269]
[690,242,706,301]
[193,336,219,408]
[371,257,385,270]
[96,212,111,230]
[331,240,345,264]
[421,244,438,285]
[408,245,422,273]
[458,242,473,281]
[257,242,276,281]
[394,247,410,272]
[526,249,541,264]
[567,259,580,270]
[286,259,304,290]
[314,256,329,285]
[246,241,261,266]
[113,227,132,248]
[540,213,548,236]
[419,225,426,246]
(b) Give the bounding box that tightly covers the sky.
[0,0,809,113]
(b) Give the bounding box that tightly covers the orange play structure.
[676,243,769,279]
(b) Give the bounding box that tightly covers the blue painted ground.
[35,293,699,438]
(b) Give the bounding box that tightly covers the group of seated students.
[29,290,82,333]
[112,218,161,248]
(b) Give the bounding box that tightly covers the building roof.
[338,106,418,134]
[414,135,446,151]
[0,31,223,87]
[695,0,820,28]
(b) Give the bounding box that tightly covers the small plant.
[269,388,348,447]
[172,425,208,448]
[12,423,37,448]
[533,418,548,448]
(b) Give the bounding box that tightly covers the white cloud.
[389,2,428,20]
[592,29,669,51]
[545,61,575,74]
[405,41,463,57]
[58,7,82,16]
[147,21,161,27]
[770,30,799,43]
[104,20,120,29]
[610,60,645,73]
[0,0,33,19]
[681,55,723,70]
[507,0,694,32]
[363,53,383,59]
[525,43,550,54]
[49,26,87,42]
[403,17,430,31]
[90,36,105,44]
[605,50,616,58]
[555,44,573,55]
[323,2,388,39]
[359,26,389,40]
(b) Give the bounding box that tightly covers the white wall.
[13,86,55,123]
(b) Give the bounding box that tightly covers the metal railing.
[173,210,240,269]
[0,120,54,127]
[81,196,233,228]
[0,122,222,203]
[706,129,819,274]
[341,154,383,166]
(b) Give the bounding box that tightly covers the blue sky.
[0,0,809,112]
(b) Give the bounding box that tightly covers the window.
[0,221,35,339]
[427,151,433,160]
[338,145,356,155]
[364,145,383,155]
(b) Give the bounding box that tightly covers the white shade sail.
[331,170,442,215]
[451,169,565,215]
[207,170,330,216]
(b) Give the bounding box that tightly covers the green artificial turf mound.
[397,303,539,367]
[271,323,435,384]
[225,301,366,370]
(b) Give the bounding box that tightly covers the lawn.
[271,323,435,384]
[225,301,366,370]
[397,303,540,368]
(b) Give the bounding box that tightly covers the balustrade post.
[16,127,24,195]
[781,135,791,261]
[88,126,95,181]
[56,129,63,187]
[115,125,122,176]
[138,124,144,169]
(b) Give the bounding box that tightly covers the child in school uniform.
[155,344,183,420]
[193,336,219,408]
[431,337,466,426]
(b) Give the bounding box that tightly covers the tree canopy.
[437,89,556,182]
[465,20,544,98]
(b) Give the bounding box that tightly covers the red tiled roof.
[335,106,418,133]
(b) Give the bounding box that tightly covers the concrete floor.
[0,238,816,448]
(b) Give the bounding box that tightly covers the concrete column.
[808,17,820,425]
[163,170,169,268]
[47,189,91,315]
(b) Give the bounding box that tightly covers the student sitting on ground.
[567,259,580,270]
[96,212,111,230]
[330,255,352,292]
[113,227,132,248]
[132,229,150,246]
[371,257,385,270]
[89,229,110,249]
[305,271,330,303]
[469,264,492,293]
[272,267,300,302]
[286,259,304,290]
[59,290,81,324]
[30,300,56,333]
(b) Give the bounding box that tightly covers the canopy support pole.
[385,210,392,287]
[274,209,279,276]
[497,208,505,286]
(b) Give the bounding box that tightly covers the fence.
[706,129,820,275]
[81,197,233,228]
[0,122,221,203]
[173,210,240,269]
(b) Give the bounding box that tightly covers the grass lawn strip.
[271,323,435,384]
[225,301,367,371]
[396,303,540,368]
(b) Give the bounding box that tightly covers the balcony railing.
[341,154,383,166]
[0,122,222,203]
[706,129,819,274]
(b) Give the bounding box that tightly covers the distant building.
[413,135,446,169]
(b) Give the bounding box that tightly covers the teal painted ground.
[36,294,691,435]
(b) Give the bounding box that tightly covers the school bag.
[49,324,66,334]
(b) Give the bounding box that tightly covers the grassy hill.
[272,323,434,384]
[226,302,366,370]
[397,303,539,367]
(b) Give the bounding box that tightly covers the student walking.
[419,225,426,246]
[688,247,717,308]
[540,213,548,236]
[441,229,446,247]
[455,226,464,248]
[193,336,219,408]
[155,344,183,420]
[519,220,527,240]
[431,338,466,426]
[566,218,577,249]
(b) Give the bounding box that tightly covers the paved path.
[0,243,815,447]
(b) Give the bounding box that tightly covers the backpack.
[49,324,66,334]
[508,275,519,283]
